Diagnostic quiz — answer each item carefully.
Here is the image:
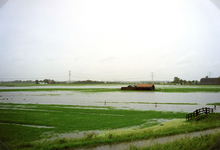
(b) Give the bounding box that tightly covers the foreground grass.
[17,113,220,150]
[128,131,220,150]
[128,114,220,150]
[0,103,186,149]
[1,103,220,150]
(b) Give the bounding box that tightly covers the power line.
[151,72,154,83]
[208,72,212,77]
[69,70,71,83]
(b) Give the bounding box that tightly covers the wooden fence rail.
[186,107,213,121]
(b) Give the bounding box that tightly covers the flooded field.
[1,84,220,89]
[0,85,122,89]
[0,90,219,112]
[1,86,220,150]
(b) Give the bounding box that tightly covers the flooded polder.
[0,90,219,112]
[1,86,220,150]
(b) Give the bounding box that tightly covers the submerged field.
[1,84,220,149]
[0,103,186,149]
[1,103,220,150]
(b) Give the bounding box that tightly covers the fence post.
[196,110,198,116]
[186,107,213,121]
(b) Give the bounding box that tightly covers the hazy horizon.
[1,0,220,81]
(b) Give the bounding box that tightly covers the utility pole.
[152,72,154,84]
[208,72,212,78]
[69,70,71,83]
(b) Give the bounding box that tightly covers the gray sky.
[0,0,220,81]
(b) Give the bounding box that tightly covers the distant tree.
[180,79,183,85]
[195,80,198,85]
[43,79,49,84]
[205,76,209,78]
[183,80,187,85]
[35,80,39,84]
[173,77,180,84]
[51,80,56,84]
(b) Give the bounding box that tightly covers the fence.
[186,107,213,121]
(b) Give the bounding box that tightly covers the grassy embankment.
[207,103,220,105]
[128,133,220,150]
[0,103,220,150]
[128,115,220,150]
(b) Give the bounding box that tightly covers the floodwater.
[0,90,219,112]
[0,85,122,89]
[0,85,219,89]
[1,86,220,149]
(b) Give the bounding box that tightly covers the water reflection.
[0,91,219,112]
[0,85,122,89]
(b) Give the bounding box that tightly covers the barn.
[121,84,155,91]
[136,84,155,90]
[199,78,220,85]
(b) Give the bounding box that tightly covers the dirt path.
[72,128,220,150]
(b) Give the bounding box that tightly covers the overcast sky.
[0,0,220,82]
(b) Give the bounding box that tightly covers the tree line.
[71,80,105,84]
[35,79,56,84]
[172,77,199,85]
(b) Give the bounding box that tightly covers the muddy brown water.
[72,128,220,150]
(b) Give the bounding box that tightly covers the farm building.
[121,84,155,91]
[199,78,220,85]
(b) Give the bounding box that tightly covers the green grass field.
[0,103,186,149]
[128,131,220,150]
[1,103,220,150]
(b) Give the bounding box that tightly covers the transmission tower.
[69,70,71,83]
[208,72,212,78]
[152,72,154,84]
